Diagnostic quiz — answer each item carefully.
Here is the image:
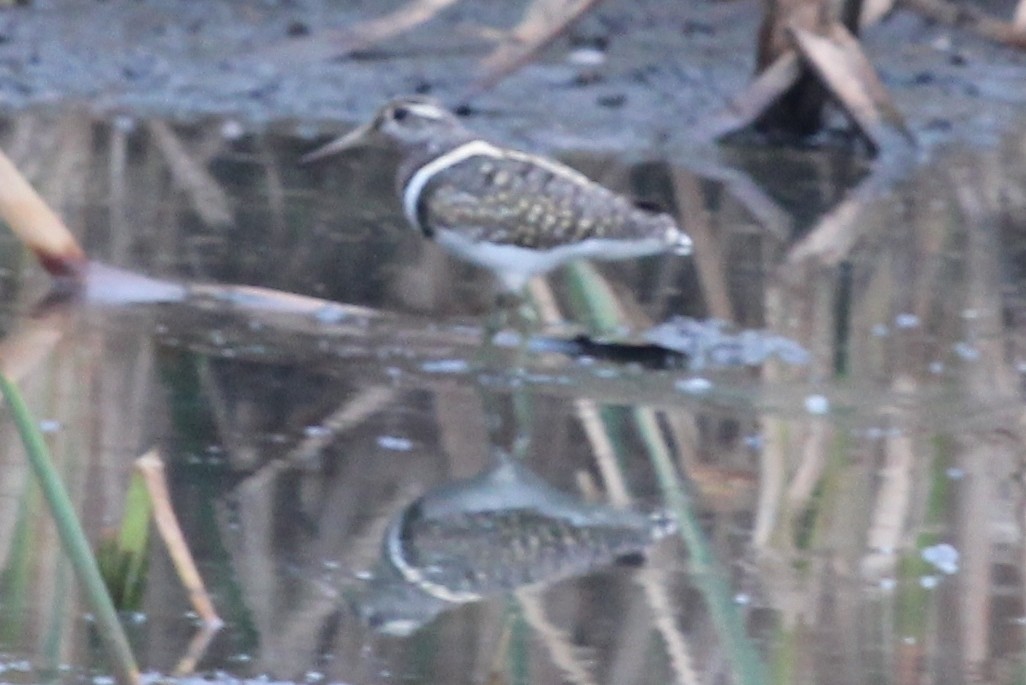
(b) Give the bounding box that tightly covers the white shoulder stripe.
[403,140,500,230]
[401,139,596,232]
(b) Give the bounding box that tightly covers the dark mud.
[0,0,1024,163]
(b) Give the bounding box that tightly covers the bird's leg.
[483,290,517,344]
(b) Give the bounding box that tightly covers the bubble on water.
[804,394,830,415]
[304,425,331,438]
[733,593,751,605]
[676,377,712,395]
[38,419,62,434]
[929,360,945,374]
[112,114,136,132]
[421,359,469,374]
[492,330,521,347]
[377,435,413,451]
[221,119,245,140]
[953,342,979,360]
[895,313,921,329]
[879,578,897,591]
[945,467,965,480]
[921,543,959,574]
[919,575,939,589]
[567,47,606,66]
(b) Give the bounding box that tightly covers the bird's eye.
[393,107,410,122]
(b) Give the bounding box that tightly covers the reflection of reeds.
[0,374,139,685]
[7,105,1026,684]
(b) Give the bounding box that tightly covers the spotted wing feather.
[418,152,679,250]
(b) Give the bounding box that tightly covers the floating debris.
[643,317,810,370]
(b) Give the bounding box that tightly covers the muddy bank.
[0,0,1024,163]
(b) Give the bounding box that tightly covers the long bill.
[300,122,375,163]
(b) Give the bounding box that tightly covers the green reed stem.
[564,261,767,685]
[0,373,139,685]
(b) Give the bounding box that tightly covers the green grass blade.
[0,373,139,685]
[563,262,767,685]
[98,468,153,611]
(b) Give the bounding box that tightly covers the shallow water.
[1,110,1026,685]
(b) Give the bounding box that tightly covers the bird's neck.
[396,133,479,191]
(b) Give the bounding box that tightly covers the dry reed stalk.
[135,450,223,628]
[259,143,289,244]
[753,287,789,550]
[530,275,702,685]
[634,567,702,685]
[173,623,222,676]
[515,590,598,685]
[147,121,233,227]
[286,385,396,464]
[861,385,916,577]
[256,0,460,64]
[473,0,602,92]
[0,307,69,383]
[901,0,1026,48]
[949,160,1021,676]
[672,170,736,322]
[788,24,908,150]
[0,146,86,278]
[695,51,802,142]
[1016,0,1026,30]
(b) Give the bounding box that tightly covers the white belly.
[434,228,669,291]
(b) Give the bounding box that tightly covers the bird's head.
[302,97,466,163]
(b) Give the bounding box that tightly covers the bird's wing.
[418,151,678,250]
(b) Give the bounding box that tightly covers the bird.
[353,456,675,635]
[303,97,693,295]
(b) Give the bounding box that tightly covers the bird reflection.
[352,455,675,636]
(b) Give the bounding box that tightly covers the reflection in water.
[357,456,674,636]
[2,110,1026,685]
